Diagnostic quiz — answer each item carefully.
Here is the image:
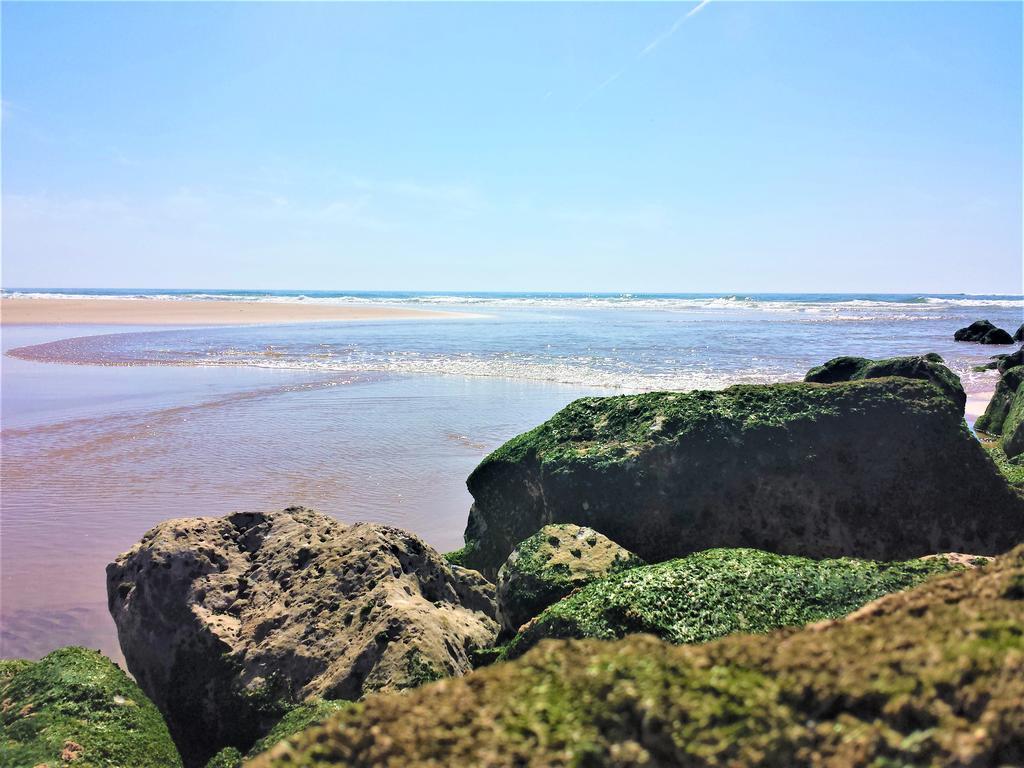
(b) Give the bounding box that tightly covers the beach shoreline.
[0,297,475,326]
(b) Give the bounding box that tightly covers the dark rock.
[458,379,1024,576]
[976,366,1024,436]
[0,646,181,767]
[247,545,1024,768]
[107,507,498,766]
[496,524,642,634]
[503,548,963,659]
[981,327,1015,345]
[1015,323,1024,342]
[804,352,965,410]
[997,347,1024,374]
[954,319,999,341]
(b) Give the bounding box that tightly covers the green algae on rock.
[205,700,352,768]
[0,646,181,768]
[503,548,961,658]
[460,378,1024,575]
[803,352,965,410]
[977,365,1024,459]
[496,524,643,634]
[247,544,1024,768]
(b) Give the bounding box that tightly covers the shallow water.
[1,292,1021,662]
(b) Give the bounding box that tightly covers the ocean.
[1,289,1022,662]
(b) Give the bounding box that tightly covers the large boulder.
[107,507,499,766]
[458,378,1024,576]
[1015,323,1024,342]
[803,352,965,410]
[503,548,963,658]
[496,524,642,634]
[248,544,1024,768]
[0,646,181,767]
[954,319,1014,343]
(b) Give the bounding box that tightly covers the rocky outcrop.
[496,524,642,634]
[503,548,962,658]
[107,507,498,766]
[248,544,1024,768]
[458,378,1024,576]
[1015,323,1024,342]
[803,352,965,410]
[954,319,1014,344]
[0,646,181,767]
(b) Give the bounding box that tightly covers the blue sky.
[2,1,1021,293]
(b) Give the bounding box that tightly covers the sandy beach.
[966,389,996,421]
[0,297,471,326]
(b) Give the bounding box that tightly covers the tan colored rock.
[106,507,498,767]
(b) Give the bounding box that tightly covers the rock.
[1015,323,1024,342]
[803,352,965,410]
[997,347,1024,374]
[954,319,999,341]
[204,700,351,768]
[458,379,1024,576]
[247,544,1024,768]
[0,646,181,768]
[502,547,960,659]
[975,365,1024,435]
[107,507,499,766]
[496,525,643,634]
[981,327,1015,344]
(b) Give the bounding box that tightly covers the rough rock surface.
[954,319,1014,344]
[249,544,1024,768]
[107,507,498,766]
[458,378,1024,575]
[0,646,181,768]
[803,352,965,410]
[496,524,642,634]
[502,548,962,659]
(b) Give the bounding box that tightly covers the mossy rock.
[804,352,965,410]
[0,646,181,768]
[204,700,351,767]
[249,543,1024,767]
[504,548,961,658]
[954,319,1014,344]
[460,378,1024,576]
[496,525,643,634]
[976,366,1024,435]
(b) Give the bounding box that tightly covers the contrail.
[580,0,712,107]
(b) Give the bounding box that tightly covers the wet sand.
[0,297,472,326]
[965,389,996,423]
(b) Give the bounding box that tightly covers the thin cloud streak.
[579,0,712,106]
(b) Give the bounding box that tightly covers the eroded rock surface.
[496,524,642,634]
[107,507,498,766]
[459,378,1024,575]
